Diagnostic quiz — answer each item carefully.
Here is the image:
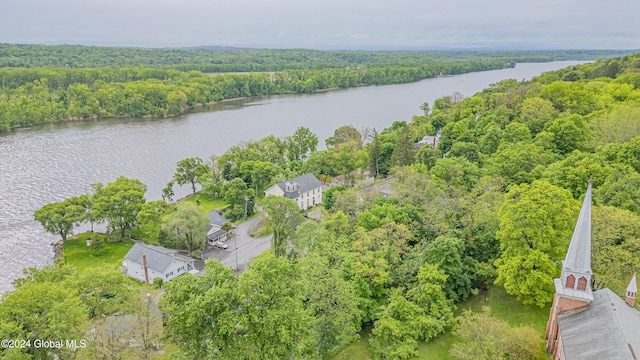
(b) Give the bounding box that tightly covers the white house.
[416,130,442,149]
[207,211,230,245]
[264,173,323,210]
[123,243,195,283]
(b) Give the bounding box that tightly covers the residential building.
[264,173,323,210]
[207,210,230,245]
[123,243,195,283]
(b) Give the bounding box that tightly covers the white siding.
[124,259,190,283]
[297,186,323,210]
[264,185,284,197]
[265,182,323,210]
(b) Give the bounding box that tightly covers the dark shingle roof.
[274,173,322,199]
[558,288,640,359]
[208,211,229,227]
[207,228,227,241]
[124,243,189,273]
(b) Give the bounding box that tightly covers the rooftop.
[563,181,593,276]
[272,173,322,199]
[207,211,229,227]
[124,243,192,273]
[558,288,640,360]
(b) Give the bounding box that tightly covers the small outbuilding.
[207,211,230,245]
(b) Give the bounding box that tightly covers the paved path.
[201,214,271,274]
[360,176,395,196]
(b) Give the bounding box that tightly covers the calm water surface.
[0,61,584,294]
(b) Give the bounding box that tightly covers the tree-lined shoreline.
[0,45,634,132]
[3,48,640,359]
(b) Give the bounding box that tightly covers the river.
[0,61,584,294]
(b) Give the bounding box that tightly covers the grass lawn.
[63,232,134,273]
[182,193,228,214]
[334,286,550,360]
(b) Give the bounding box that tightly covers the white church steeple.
[626,273,637,308]
[554,179,594,302]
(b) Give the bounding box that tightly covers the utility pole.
[233,230,239,274]
[235,196,249,276]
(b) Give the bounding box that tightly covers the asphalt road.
[201,214,272,274]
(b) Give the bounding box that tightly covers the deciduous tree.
[173,157,209,195]
[286,126,319,162]
[93,176,147,239]
[301,253,361,359]
[237,255,311,358]
[162,202,209,256]
[162,260,239,359]
[263,196,303,257]
[222,178,255,221]
[495,180,578,306]
[34,196,85,241]
[450,307,541,360]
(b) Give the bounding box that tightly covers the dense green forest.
[3,53,640,360]
[0,60,508,131]
[0,44,634,70]
[0,45,635,132]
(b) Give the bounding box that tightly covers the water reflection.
[0,61,585,294]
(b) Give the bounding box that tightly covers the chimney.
[433,137,436,147]
[626,273,637,308]
[298,184,301,194]
[143,254,149,283]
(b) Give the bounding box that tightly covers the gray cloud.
[0,0,638,49]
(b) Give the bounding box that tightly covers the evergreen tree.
[391,125,415,168]
[369,129,382,175]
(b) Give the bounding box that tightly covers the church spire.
[555,179,594,302]
[627,273,637,308]
[563,179,593,276]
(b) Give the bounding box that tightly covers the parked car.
[214,241,228,249]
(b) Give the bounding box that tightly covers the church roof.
[563,181,593,276]
[558,288,640,360]
[628,273,637,294]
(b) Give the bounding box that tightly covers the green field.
[62,233,134,273]
[335,286,550,360]
[181,193,228,214]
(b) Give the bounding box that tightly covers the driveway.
[201,214,272,274]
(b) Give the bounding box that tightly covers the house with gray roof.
[123,243,195,283]
[546,180,640,360]
[208,211,229,227]
[206,210,230,245]
[264,173,323,210]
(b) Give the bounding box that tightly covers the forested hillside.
[0,45,634,132]
[0,44,633,70]
[2,54,640,360]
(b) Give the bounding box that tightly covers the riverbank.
[0,61,589,296]
[0,59,513,132]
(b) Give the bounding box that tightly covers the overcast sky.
[1,0,638,50]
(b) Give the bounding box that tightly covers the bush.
[90,235,106,256]
[153,277,163,288]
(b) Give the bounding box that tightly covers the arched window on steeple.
[577,277,587,291]
[566,275,576,289]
